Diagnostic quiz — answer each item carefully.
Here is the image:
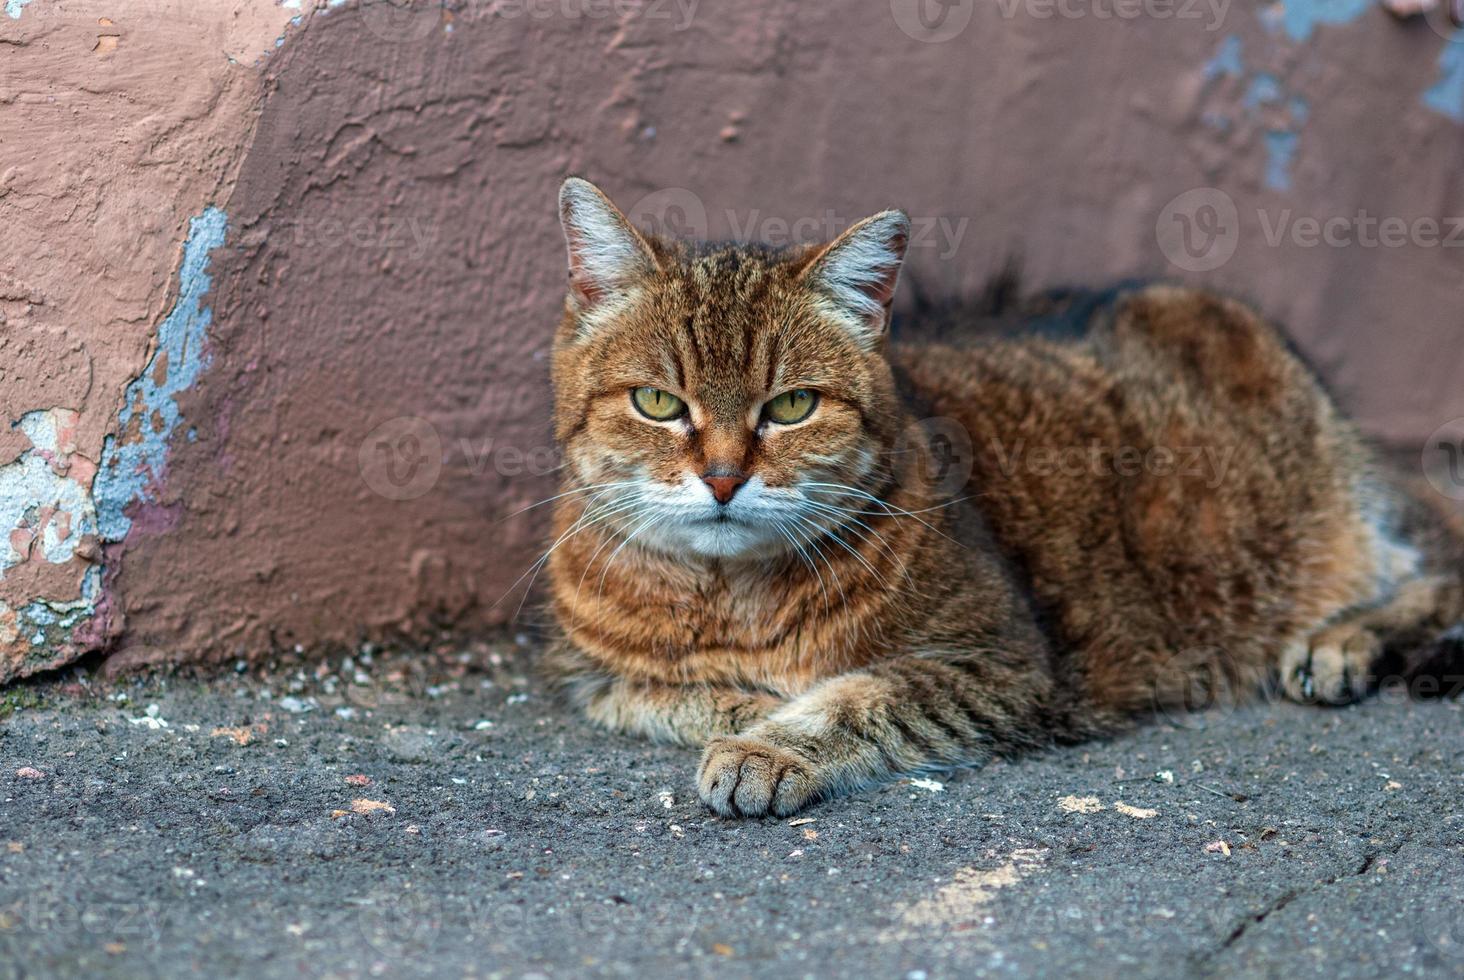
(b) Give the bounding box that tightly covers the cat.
[540,176,1464,817]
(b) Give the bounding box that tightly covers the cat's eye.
[631,387,686,421]
[765,389,819,425]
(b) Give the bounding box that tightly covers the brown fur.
[539,178,1463,817]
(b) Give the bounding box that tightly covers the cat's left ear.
[799,209,910,350]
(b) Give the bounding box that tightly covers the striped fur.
[541,178,1464,817]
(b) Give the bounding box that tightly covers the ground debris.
[210,724,264,746]
[1058,795,1104,813]
[1114,802,1158,819]
[334,798,396,818]
[129,704,169,730]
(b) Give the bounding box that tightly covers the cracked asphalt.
[1,639,1461,979]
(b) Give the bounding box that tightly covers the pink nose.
[702,473,747,504]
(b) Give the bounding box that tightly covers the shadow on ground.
[1,641,1461,979]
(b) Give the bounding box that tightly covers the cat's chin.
[640,517,791,561]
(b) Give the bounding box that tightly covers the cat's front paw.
[696,735,818,817]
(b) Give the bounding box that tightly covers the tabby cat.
[542,177,1464,817]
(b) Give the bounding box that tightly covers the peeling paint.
[1263,129,1300,190]
[1199,48,1308,192]
[95,208,228,543]
[1203,35,1243,80]
[1424,40,1464,121]
[1243,73,1282,111]
[0,407,103,662]
[0,409,98,572]
[1266,0,1372,42]
[0,1,301,683]
[2,580,98,656]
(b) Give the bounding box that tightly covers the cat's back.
[893,284,1392,710]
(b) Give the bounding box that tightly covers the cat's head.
[550,177,910,560]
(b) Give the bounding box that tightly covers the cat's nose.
[701,472,748,505]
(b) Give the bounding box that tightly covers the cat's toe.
[697,736,815,817]
[1280,630,1376,705]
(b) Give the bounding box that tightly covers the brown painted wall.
[0,0,298,679]
[7,0,1464,677]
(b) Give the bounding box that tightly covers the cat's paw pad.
[1280,627,1378,705]
[697,735,816,817]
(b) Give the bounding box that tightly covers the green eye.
[765,389,819,425]
[631,387,686,421]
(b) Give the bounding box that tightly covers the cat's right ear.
[558,177,658,320]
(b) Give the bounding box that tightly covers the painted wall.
[3,0,1464,680]
[0,0,302,679]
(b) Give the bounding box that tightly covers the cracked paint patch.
[1,205,226,682]
[1243,74,1308,190]
[1203,35,1243,80]
[4,0,34,20]
[1198,41,1310,192]
[1262,129,1300,190]
[1262,0,1372,42]
[0,408,103,670]
[1423,40,1464,121]
[95,207,227,543]
[1,410,97,570]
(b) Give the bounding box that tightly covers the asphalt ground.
[1,639,1461,979]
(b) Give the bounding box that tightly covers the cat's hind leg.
[1280,575,1464,705]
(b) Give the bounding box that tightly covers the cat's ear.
[799,210,910,349]
[558,177,659,316]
